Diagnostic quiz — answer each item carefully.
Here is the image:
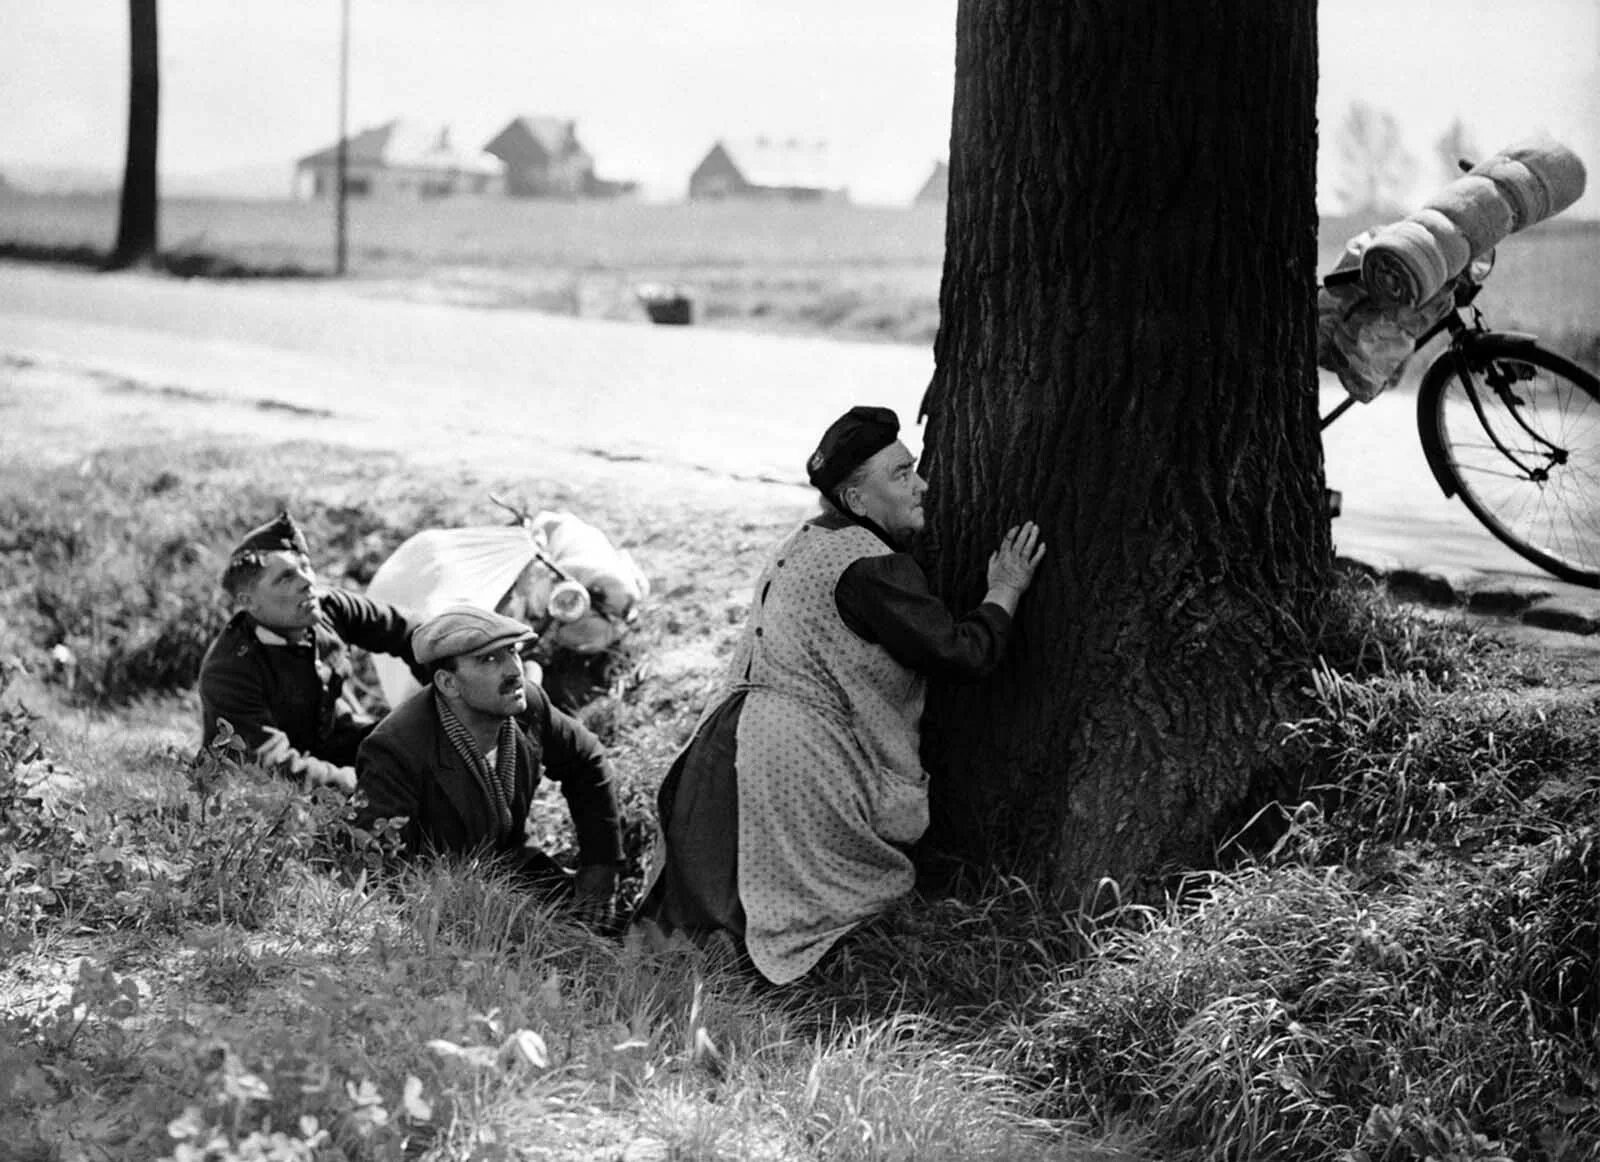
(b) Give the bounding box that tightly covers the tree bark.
[108,0,160,270]
[918,0,1330,901]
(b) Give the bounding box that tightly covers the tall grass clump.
[781,879,1088,1031]
[1205,573,1497,870]
[1030,852,1600,1162]
[1301,571,1492,687]
[1282,572,1600,866]
[1008,577,1600,1162]
[751,1014,1080,1162]
[1284,661,1600,859]
[0,442,454,705]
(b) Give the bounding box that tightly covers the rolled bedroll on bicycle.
[1316,135,1600,589]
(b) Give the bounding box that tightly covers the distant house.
[483,116,605,198]
[914,161,948,206]
[687,137,847,203]
[293,120,504,200]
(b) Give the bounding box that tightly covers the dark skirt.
[635,692,747,938]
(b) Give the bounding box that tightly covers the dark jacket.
[197,588,417,786]
[353,680,623,869]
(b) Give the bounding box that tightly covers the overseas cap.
[412,604,535,665]
[231,510,310,561]
[806,405,900,495]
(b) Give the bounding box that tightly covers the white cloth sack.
[366,513,649,709]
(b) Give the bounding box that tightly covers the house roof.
[498,116,578,157]
[713,136,844,191]
[296,119,504,176]
[915,160,948,204]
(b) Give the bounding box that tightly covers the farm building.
[294,120,504,200]
[914,160,948,206]
[483,116,620,198]
[687,137,847,203]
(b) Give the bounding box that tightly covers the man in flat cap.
[353,604,622,914]
[198,511,420,791]
[637,405,1045,983]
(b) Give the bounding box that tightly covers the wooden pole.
[335,0,350,275]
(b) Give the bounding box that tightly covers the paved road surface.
[0,261,1590,600]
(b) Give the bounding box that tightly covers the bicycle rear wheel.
[1419,339,1600,587]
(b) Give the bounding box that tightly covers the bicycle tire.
[1417,337,1600,587]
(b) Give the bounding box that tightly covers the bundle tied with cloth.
[1361,136,1587,309]
[1317,135,1588,402]
[364,509,650,710]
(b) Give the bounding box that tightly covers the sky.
[2,0,1597,213]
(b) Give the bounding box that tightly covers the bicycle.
[1321,252,1600,588]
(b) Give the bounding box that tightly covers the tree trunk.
[109,0,160,270]
[918,0,1330,901]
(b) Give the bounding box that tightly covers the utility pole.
[335,0,350,275]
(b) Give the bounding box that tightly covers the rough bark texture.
[919,0,1330,900]
[109,0,160,270]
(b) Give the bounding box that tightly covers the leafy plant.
[0,659,99,948]
[0,451,418,706]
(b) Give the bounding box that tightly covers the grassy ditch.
[3,439,1599,1160]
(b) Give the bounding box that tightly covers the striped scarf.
[435,693,519,843]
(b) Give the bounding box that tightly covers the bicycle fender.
[1465,329,1540,348]
[1416,351,1465,499]
[1415,330,1549,499]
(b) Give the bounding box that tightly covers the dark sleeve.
[835,553,1012,681]
[353,727,427,856]
[200,656,354,789]
[320,588,419,665]
[520,683,624,866]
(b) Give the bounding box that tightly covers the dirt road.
[0,261,1591,599]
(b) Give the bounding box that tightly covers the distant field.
[2,192,1595,361]
[0,192,949,344]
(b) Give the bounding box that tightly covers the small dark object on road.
[637,283,694,325]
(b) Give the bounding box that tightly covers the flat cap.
[806,405,900,495]
[412,604,535,665]
[231,510,309,561]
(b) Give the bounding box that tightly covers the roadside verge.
[1337,547,1600,636]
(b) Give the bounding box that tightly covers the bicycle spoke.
[1426,345,1600,584]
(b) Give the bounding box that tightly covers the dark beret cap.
[231,510,309,560]
[806,405,900,495]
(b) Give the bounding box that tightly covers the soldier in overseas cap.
[197,511,421,792]
[354,604,623,920]
[637,405,1046,983]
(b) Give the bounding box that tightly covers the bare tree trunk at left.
[108,0,159,271]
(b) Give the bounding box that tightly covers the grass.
[4,431,1600,1160]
